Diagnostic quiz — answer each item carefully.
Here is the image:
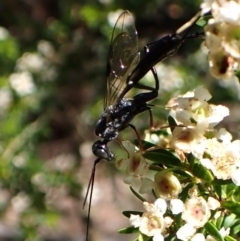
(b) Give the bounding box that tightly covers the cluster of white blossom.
[129,187,225,241]
[169,86,240,183]
[9,41,58,97]
[116,86,239,241]
[201,0,240,79]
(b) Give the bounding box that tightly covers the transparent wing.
[104,10,140,110]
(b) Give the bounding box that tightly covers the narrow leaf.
[222,201,240,215]
[119,226,139,234]
[168,115,177,133]
[143,151,181,166]
[204,222,224,241]
[130,186,146,202]
[223,213,237,228]
[191,162,214,182]
[225,236,237,241]
[216,214,224,230]
[122,211,143,218]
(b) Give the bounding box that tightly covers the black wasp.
[83,10,201,240]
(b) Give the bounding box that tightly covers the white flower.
[171,88,212,125]
[194,86,212,102]
[207,197,220,210]
[182,196,211,228]
[139,178,154,194]
[164,216,173,228]
[169,87,228,140]
[231,164,240,185]
[38,40,55,58]
[153,232,164,241]
[129,199,167,240]
[0,88,12,111]
[213,211,221,220]
[98,0,112,4]
[206,235,217,241]
[0,189,10,206]
[154,199,167,214]
[176,223,197,241]
[191,233,206,241]
[200,129,240,182]
[188,187,199,198]
[217,128,232,143]
[154,172,182,200]
[11,192,31,213]
[221,23,240,59]
[201,0,215,15]
[206,105,229,128]
[17,52,45,72]
[204,22,222,52]
[202,0,240,79]
[201,135,240,180]
[139,212,165,236]
[215,1,240,24]
[170,199,184,214]
[115,141,149,178]
[208,47,237,79]
[115,141,152,193]
[153,64,184,92]
[219,227,230,237]
[0,26,9,40]
[171,123,207,154]
[129,214,142,227]
[9,72,36,96]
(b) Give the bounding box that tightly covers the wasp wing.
[104,10,140,110]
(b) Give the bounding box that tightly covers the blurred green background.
[0,0,239,241]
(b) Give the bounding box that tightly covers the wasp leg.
[129,123,144,152]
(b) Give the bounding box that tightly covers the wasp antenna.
[83,158,101,208]
[83,158,101,241]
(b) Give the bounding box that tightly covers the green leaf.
[232,186,240,202]
[130,186,146,202]
[216,214,224,230]
[134,139,157,150]
[213,184,223,199]
[179,183,194,201]
[173,169,193,178]
[196,15,211,27]
[118,226,139,234]
[212,179,233,185]
[226,183,237,198]
[191,162,214,182]
[138,233,152,241]
[143,150,181,166]
[222,201,240,215]
[167,115,177,133]
[235,70,240,82]
[204,222,224,241]
[225,236,237,241]
[231,220,240,235]
[196,18,207,27]
[223,213,237,228]
[152,188,158,199]
[122,211,143,218]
